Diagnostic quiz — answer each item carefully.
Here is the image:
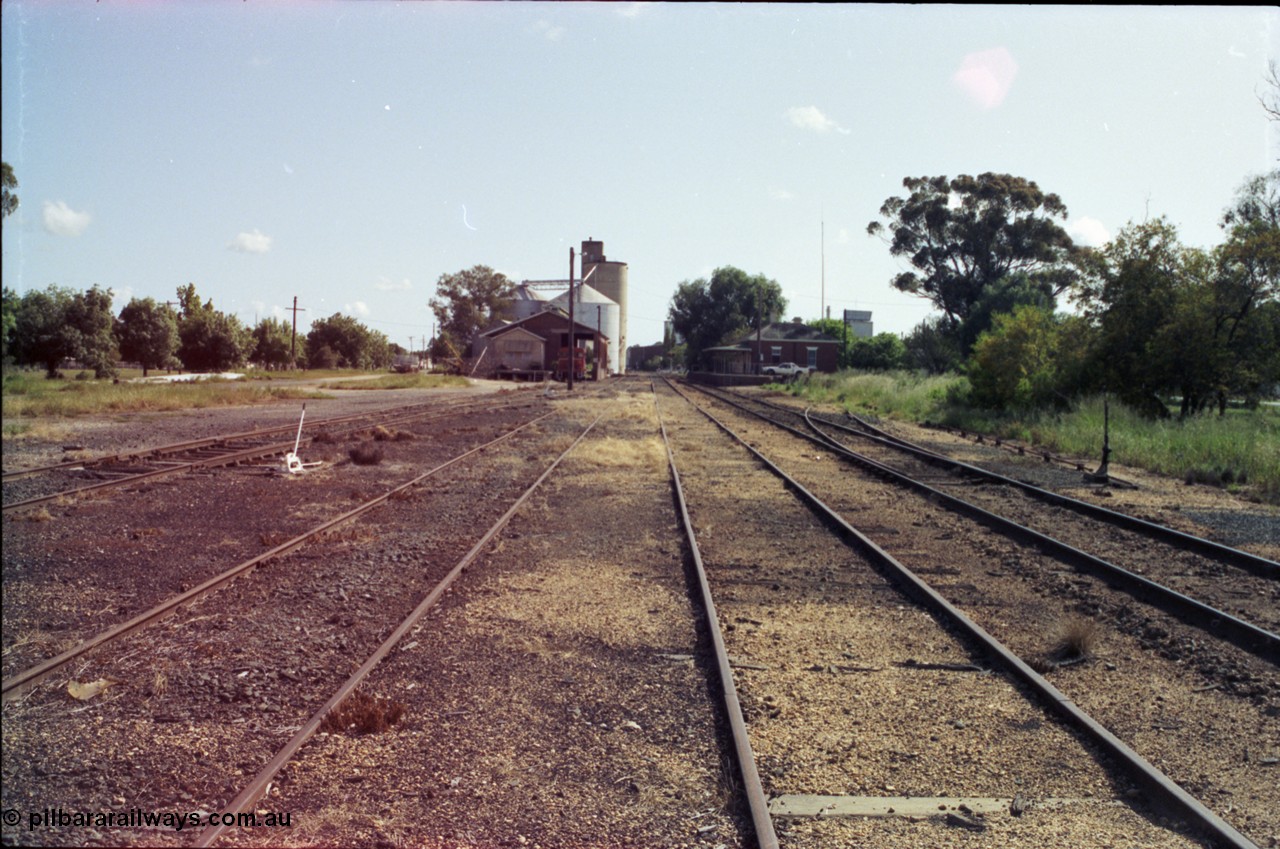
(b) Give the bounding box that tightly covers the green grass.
[788,370,964,422]
[785,370,1280,502]
[1,369,330,419]
[318,373,471,390]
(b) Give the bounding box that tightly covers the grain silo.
[549,282,621,375]
[580,239,628,374]
[509,282,547,321]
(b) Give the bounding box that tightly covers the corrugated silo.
[580,238,628,374]
[550,283,621,375]
[509,282,547,321]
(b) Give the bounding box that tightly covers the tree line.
[2,282,394,378]
[867,169,1278,417]
[661,169,1278,420]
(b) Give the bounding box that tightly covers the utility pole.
[756,280,763,375]
[567,247,575,392]
[288,296,306,368]
[821,219,825,322]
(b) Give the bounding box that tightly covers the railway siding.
[679,382,1278,847]
[656,382,1209,848]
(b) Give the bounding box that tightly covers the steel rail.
[823,408,1278,579]
[721,386,1276,578]
[2,397,541,513]
[0,412,555,702]
[654,388,779,849]
[664,378,1256,849]
[683,382,1279,664]
[194,412,602,847]
[1,394,529,481]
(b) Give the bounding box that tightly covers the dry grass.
[317,524,378,545]
[348,443,384,465]
[1048,616,1100,664]
[26,507,54,523]
[484,558,682,653]
[321,690,406,736]
[260,530,291,547]
[573,436,667,474]
[371,425,395,441]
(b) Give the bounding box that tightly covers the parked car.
[391,354,422,374]
[761,362,812,378]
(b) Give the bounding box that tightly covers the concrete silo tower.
[580,238,629,374]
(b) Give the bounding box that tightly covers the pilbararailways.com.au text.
[8,807,291,833]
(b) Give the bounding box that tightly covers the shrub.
[348,443,383,465]
[320,690,405,735]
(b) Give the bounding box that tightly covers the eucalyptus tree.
[867,173,1078,353]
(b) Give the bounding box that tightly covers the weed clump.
[348,444,384,465]
[321,690,405,736]
[1048,616,1099,666]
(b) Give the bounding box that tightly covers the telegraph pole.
[288,296,306,368]
[567,247,575,392]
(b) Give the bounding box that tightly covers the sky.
[2,3,1277,353]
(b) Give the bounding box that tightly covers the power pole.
[821,219,825,322]
[567,247,576,392]
[288,296,306,368]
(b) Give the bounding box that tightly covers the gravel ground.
[691,382,1278,847]
[654,381,1211,848]
[1,378,1274,847]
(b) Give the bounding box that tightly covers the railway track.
[1,411,555,701]
[2,404,603,847]
[2,381,1273,846]
[191,413,603,846]
[689,382,1279,660]
[663,377,1276,847]
[2,395,541,513]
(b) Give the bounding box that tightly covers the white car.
[761,362,812,378]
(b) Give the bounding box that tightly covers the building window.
[807,347,818,368]
[771,346,782,364]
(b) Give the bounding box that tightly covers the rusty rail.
[194,412,601,847]
[1,412,554,702]
[654,386,779,849]
[665,377,1256,849]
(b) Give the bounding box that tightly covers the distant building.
[844,309,873,339]
[627,342,668,371]
[478,307,610,380]
[703,318,841,374]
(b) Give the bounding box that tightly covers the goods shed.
[480,307,610,381]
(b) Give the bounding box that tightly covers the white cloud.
[770,188,795,202]
[787,105,844,133]
[228,229,272,254]
[374,276,412,292]
[616,2,653,17]
[111,285,135,315]
[1068,217,1112,247]
[344,301,370,317]
[42,200,91,236]
[951,47,1018,110]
